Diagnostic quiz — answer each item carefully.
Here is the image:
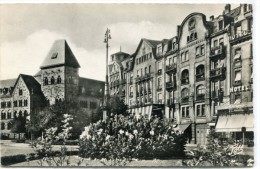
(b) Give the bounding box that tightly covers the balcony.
[210,45,225,59]
[143,73,152,80]
[181,96,189,103]
[196,73,205,82]
[120,79,126,85]
[210,67,226,79]
[233,80,242,86]
[196,94,205,101]
[166,81,176,91]
[165,63,177,74]
[135,76,141,83]
[181,78,189,85]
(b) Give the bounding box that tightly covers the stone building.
[0,40,105,138]
[108,4,253,145]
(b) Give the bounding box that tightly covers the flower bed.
[79,114,187,161]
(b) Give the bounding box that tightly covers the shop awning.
[174,123,191,133]
[215,113,254,132]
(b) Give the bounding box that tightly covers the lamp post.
[102,28,111,121]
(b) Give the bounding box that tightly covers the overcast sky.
[0,3,241,81]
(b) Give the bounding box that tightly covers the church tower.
[40,40,80,105]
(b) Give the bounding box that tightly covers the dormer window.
[157,44,162,55]
[51,53,58,59]
[218,20,223,30]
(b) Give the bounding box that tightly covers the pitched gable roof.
[40,39,80,69]
[13,74,43,95]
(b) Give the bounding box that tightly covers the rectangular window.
[196,46,200,56]
[169,58,172,65]
[182,107,185,117]
[201,45,205,55]
[219,38,224,46]
[181,52,185,62]
[19,89,23,95]
[214,40,218,48]
[158,78,162,89]
[197,105,201,116]
[201,105,205,116]
[218,20,223,30]
[185,51,189,61]
[234,70,242,83]
[158,93,162,104]
[19,100,23,107]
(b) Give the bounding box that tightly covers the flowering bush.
[79,113,187,163]
[184,130,254,167]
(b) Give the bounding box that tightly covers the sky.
[0,3,244,81]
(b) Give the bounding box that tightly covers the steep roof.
[144,38,161,48]
[13,74,43,95]
[78,77,105,97]
[225,6,240,18]
[40,39,80,69]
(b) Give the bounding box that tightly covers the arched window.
[1,122,5,130]
[24,110,28,116]
[14,111,17,118]
[196,65,205,82]
[196,85,206,100]
[181,69,189,85]
[181,88,189,103]
[7,122,12,130]
[57,75,62,84]
[44,77,48,85]
[51,76,55,84]
[3,112,6,119]
[19,110,22,117]
[194,32,197,39]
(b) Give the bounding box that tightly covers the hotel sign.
[230,85,251,93]
[229,30,252,41]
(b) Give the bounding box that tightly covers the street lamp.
[102,28,111,121]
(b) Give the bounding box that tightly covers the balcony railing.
[181,78,189,85]
[120,79,126,85]
[135,76,141,83]
[196,94,205,101]
[166,81,176,91]
[210,45,225,59]
[181,96,189,103]
[210,67,226,79]
[233,80,242,86]
[165,63,177,74]
[196,73,205,82]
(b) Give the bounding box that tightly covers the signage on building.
[230,85,251,93]
[229,30,251,41]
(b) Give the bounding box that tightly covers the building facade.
[0,40,105,138]
[108,4,253,145]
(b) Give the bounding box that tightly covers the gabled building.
[108,4,253,145]
[0,40,105,138]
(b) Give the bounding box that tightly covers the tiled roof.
[226,6,240,18]
[34,70,42,76]
[143,38,161,48]
[0,79,16,88]
[40,39,80,69]
[112,51,130,56]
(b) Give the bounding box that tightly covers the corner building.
[0,40,105,138]
[108,4,253,145]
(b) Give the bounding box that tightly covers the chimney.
[224,4,231,14]
[177,25,180,36]
[210,15,214,21]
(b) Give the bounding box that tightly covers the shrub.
[79,114,187,163]
[184,129,254,167]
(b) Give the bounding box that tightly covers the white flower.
[128,134,134,140]
[97,131,101,135]
[150,130,154,136]
[99,128,103,132]
[125,131,129,136]
[133,130,138,135]
[119,129,124,134]
[106,135,110,140]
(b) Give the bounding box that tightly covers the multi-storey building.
[108,4,253,145]
[0,40,105,138]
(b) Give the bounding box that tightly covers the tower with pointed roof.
[40,39,81,104]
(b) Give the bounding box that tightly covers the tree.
[11,115,26,133]
[108,96,128,116]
